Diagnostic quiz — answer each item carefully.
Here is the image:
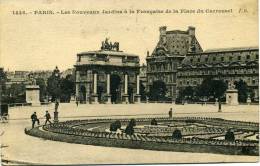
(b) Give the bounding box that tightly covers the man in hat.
[31,112,40,128]
[44,111,52,125]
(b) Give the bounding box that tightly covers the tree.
[125,125,134,135]
[178,86,195,102]
[211,80,227,100]
[172,129,182,140]
[125,119,136,135]
[148,80,167,101]
[196,78,227,102]
[110,120,121,132]
[4,83,26,103]
[60,74,75,102]
[47,76,61,102]
[36,78,47,102]
[234,80,250,103]
[129,118,136,127]
[225,129,235,142]
[47,67,61,102]
[0,68,7,103]
[151,118,158,125]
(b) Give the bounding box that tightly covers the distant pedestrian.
[31,112,40,128]
[44,111,52,125]
[169,108,173,118]
[218,100,222,112]
[55,101,59,112]
[76,100,79,107]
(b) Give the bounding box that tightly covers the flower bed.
[25,117,259,156]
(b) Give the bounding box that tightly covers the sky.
[0,0,258,71]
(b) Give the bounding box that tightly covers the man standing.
[31,112,40,128]
[44,111,52,125]
[169,108,173,118]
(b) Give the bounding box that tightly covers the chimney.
[188,26,195,36]
[159,26,167,46]
[159,26,167,35]
[188,26,196,53]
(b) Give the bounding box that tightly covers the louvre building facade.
[146,26,259,101]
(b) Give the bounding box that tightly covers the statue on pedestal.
[226,80,239,105]
[28,73,37,85]
[228,80,235,90]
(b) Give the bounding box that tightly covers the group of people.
[31,111,52,128]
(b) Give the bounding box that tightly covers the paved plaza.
[1,103,259,165]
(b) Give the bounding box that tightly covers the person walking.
[169,108,173,118]
[44,111,52,125]
[31,112,40,128]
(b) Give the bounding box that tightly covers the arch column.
[75,70,80,101]
[135,74,141,103]
[92,72,99,104]
[122,73,129,104]
[75,83,79,101]
[106,73,111,104]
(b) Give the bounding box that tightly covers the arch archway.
[110,74,121,103]
[79,85,86,103]
[97,85,104,103]
[128,86,134,103]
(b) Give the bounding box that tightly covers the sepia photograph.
[0,0,259,165]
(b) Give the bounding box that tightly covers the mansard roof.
[204,46,258,53]
[166,30,188,34]
[151,27,203,57]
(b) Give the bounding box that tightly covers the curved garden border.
[25,117,259,156]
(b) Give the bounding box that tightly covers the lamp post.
[53,67,60,123]
[54,100,59,123]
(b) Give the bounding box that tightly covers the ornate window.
[252,79,256,84]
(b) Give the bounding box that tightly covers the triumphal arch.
[75,39,140,104]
